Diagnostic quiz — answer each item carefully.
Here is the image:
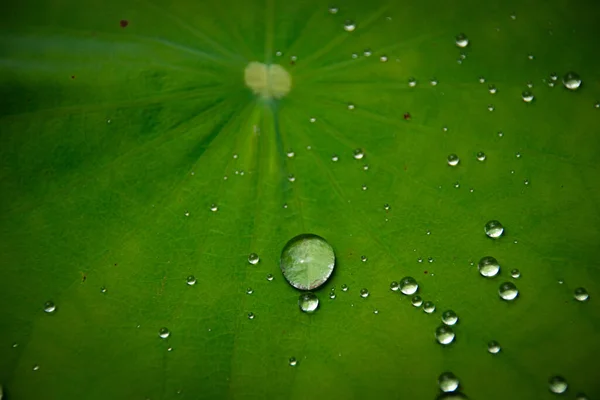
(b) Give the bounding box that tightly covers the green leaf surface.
[1,0,600,399]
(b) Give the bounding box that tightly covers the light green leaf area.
[1,0,599,399]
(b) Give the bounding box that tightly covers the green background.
[1,0,599,399]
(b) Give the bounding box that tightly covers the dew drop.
[488,104,495,111]
[210,204,218,212]
[435,325,455,345]
[489,84,497,94]
[280,234,335,290]
[246,287,253,295]
[522,91,534,102]
[411,295,423,307]
[363,48,372,57]
[447,154,460,166]
[288,174,296,182]
[328,6,338,14]
[299,292,319,313]
[390,281,399,292]
[309,117,316,123]
[159,327,170,339]
[100,286,107,293]
[423,301,436,313]
[286,149,295,158]
[331,155,339,162]
[289,357,297,366]
[248,253,260,265]
[247,312,255,320]
[484,220,504,238]
[430,77,438,86]
[399,277,418,295]
[379,55,388,63]
[479,76,486,83]
[384,203,391,211]
[361,255,368,262]
[343,20,356,32]
[455,33,469,47]
[360,288,369,298]
[438,372,460,392]
[353,148,365,160]
[43,301,56,313]
[33,364,40,371]
[574,287,589,302]
[441,310,458,326]
[527,53,534,60]
[549,376,568,394]
[499,282,519,300]
[576,394,589,400]
[329,289,336,299]
[266,273,274,281]
[341,284,349,292]
[487,340,501,354]
[478,256,500,277]
[361,184,368,191]
[408,77,417,87]
[563,72,581,90]
[476,151,486,161]
[348,103,355,110]
[510,269,521,279]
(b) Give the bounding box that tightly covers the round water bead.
[159,327,170,339]
[442,310,458,326]
[248,253,260,265]
[289,357,297,366]
[576,394,589,400]
[360,288,369,298]
[186,275,196,285]
[328,6,338,14]
[489,84,497,94]
[476,151,486,161]
[423,301,436,313]
[411,295,423,307]
[447,154,460,166]
[438,372,460,392]
[510,269,521,279]
[248,312,255,320]
[280,234,335,290]
[455,33,469,47]
[390,281,399,292]
[484,220,504,238]
[563,72,582,90]
[298,292,319,313]
[266,273,274,281]
[246,287,253,295]
[499,282,519,300]
[353,148,365,160]
[343,20,356,32]
[399,277,418,295]
[574,287,589,302]
[549,376,568,394]
[478,256,500,277]
[435,325,455,345]
[488,340,501,354]
[408,77,417,87]
[522,91,534,102]
[329,289,336,299]
[43,301,56,313]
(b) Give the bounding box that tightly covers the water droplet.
[233,153,239,159]
[248,253,260,265]
[563,72,582,90]
[275,50,282,57]
[435,325,455,345]
[246,287,253,295]
[348,103,355,110]
[100,286,107,293]
[210,204,218,212]
[33,364,40,371]
[499,282,519,300]
[360,288,369,298]
[299,292,319,313]
[343,20,356,32]
[594,101,599,109]
[549,376,568,394]
[289,357,297,366]
[478,256,500,277]
[309,117,316,123]
[442,126,449,132]
[438,372,460,392]
[527,53,534,60]
[384,204,391,211]
[430,77,438,86]
[418,257,423,263]
[363,164,369,170]
[329,5,338,14]
[574,287,589,302]
[447,154,460,166]
[12,342,18,348]
[43,301,56,313]
[353,148,364,160]
[488,340,501,354]
[428,257,434,263]
[184,211,190,217]
[390,281,399,291]
[361,184,368,191]
[159,327,170,339]
[286,149,295,158]
[498,131,504,137]
[510,269,521,279]
[359,255,368,263]
[399,277,418,295]
[576,394,589,400]
[266,273,274,281]
[280,234,335,290]
[442,310,458,326]
[479,76,486,83]
[329,289,336,299]
[522,91,534,102]
[341,284,348,292]
[408,77,417,87]
[411,295,423,307]
[488,84,497,94]
[484,220,504,238]
[379,55,388,63]
[423,301,436,313]
[454,181,460,189]
[510,12,517,19]
[526,81,534,89]
[331,155,339,162]
[373,309,379,314]
[248,312,255,320]
[455,33,469,47]
[488,104,495,111]
[426,230,431,235]
[476,151,486,161]
[288,174,296,182]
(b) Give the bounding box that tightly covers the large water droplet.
[186,275,196,286]
[487,340,501,354]
[44,301,56,313]
[442,310,458,325]
[563,72,582,90]
[455,33,469,48]
[412,295,423,307]
[423,301,436,313]
[435,325,455,345]
[248,253,260,265]
[399,277,418,295]
[438,372,460,392]
[447,154,460,166]
[574,287,589,302]
[484,220,504,238]
[549,376,568,394]
[499,282,519,300]
[159,327,170,339]
[478,256,500,277]
[280,234,335,290]
[299,292,319,313]
[360,288,370,298]
[343,20,356,32]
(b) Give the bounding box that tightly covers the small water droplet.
[12,342,18,348]
[479,76,486,83]
[527,53,534,60]
[447,154,460,166]
[348,103,355,110]
[390,281,399,291]
[423,301,436,313]
[379,55,388,63]
[488,84,497,94]
[411,295,423,307]
[266,274,274,281]
[476,151,486,161]
[360,288,369,298]
[563,72,582,90]
[549,376,568,394]
[299,292,319,313]
[186,275,197,285]
[361,184,368,191]
[574,287,589,302]
[353,148,364,160]
[159,327,170,339]
[44,301,56,313]
[417,257,423,263]
[442,310,458,325]
[399,277,418,295]
[522,91,534,102]
[576,394,589,400]
[341,284,349,292]
[168,347,173,352]
[309,117,316,123]
[100,286,107,293]
[246,287,253,295]
[331,155,339,162]
[511,269,521,279]
[487,340,501,354]
[383,203,391,211]
[248,253,260,265]
[498,131,504,137]
[275,50,282,57]
[488,104,495,111]
[363,164,369,170]
[283,203,288,209]
[329,5,338,14]
[247,312,255,320]
[408,77,417,87]
[442,126,449,132]
[343,20,356,32]
[329,289,336,299]
[478,256,500,277]
[454,181,460,189]
[286,149,295,158]
[288,174,296,182]
[33,364,40,371]
[455,33,469,47]
[499,282,519,300]
[594,101,599,109]
[438,372,460,392]
[351,53,358,59]
[233,153,239,159]
[526,81,534,89]
[484,220,504,238]
[210,204,218,212]
[428,257,434,263]
[361,255,368,262]
[289,357,297,366]
[435,325,455,345]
